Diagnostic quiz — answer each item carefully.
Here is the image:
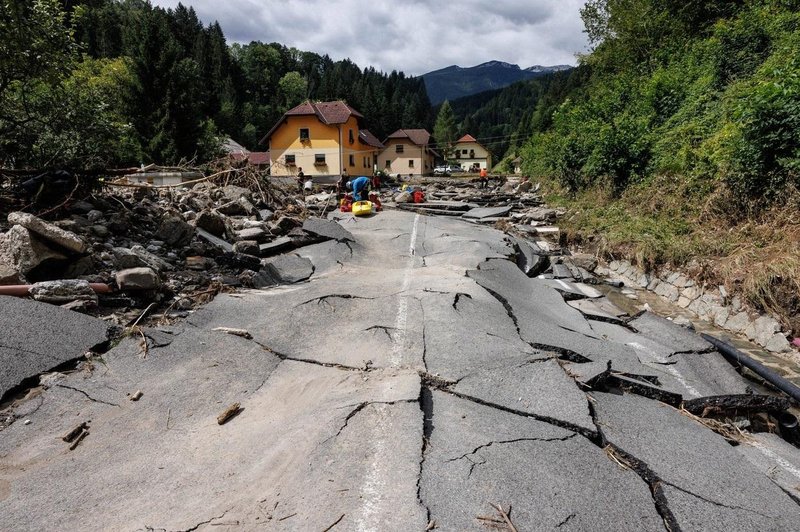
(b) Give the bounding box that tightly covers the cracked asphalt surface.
[1,210,800,531]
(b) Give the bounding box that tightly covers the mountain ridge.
[422,61,572,104]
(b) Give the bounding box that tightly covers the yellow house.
[379,129,437,177]
[453,134,492,171]
[261,100,382,177]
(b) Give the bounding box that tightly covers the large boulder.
[7,212,86,253]
[0,226,67,282]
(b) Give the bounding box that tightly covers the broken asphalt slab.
[301,217,355,243]
[420,390,664,531]
[0,295,112,399]
[461,206,513,220]
[593,392,800,531]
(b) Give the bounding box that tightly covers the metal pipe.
[778,412,800,445]
[701,333,800,404]
[0,283,112,297]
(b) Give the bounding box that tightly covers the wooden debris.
[217,402,243,425]
[212,327,253,340]
[129,390,143,401]
[69,429,89,451]
[683,394,790,417]
[489,503,518,532]
[62,421,89,443]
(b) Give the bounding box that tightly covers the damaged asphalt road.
[1,210,800,531]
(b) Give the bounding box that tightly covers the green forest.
[511,0,800,327]
[1,0,431,169]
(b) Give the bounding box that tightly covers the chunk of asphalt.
[253,254,314,287]
[0,296,112,399]
[420,390,664,531]
[511,236,548,277]
[589,320,749,398]
[258,236,295,257]
[295,240,354,276]
[552,263,574,280]
[628,312,711,353]
[302,217,355,242]
[592,391,800,531]
[451,357,596,434]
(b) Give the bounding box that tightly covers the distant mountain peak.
[476,61,520,70]
[423,60,573,104]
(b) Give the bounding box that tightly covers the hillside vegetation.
[1,0,430,169]
[520,0,800,330]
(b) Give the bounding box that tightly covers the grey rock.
[130,245,173,272]
[232,240,260,256]
[29,279,98,305]
[235,227,268,242]
[0,226,67,277]
[195,210,227,237]
[91,225,109,238]
[765,333,791,353]
[116,267,160,291]
[7,212,86,254]
[724,312,751,334]
[713,307,730,328]
[570,253,598,272]
[156,217,195,247]
[753,315,782,347]
[219,185,251,203]
[112,247,148,270]
[86,210,104,223]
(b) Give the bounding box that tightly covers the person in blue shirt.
[346,176,371,201]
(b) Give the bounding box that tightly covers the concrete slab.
[302,217,355,242]
[593,392,800,531]
[0,296,112,399]
[461,206,512,219]
[255,254,314,286]
[420,390,664,531]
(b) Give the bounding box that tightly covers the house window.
[396,144,404,153]
[299,128,310,141]
[285,154,296,165]
[314,154,326,165]
[470,150,475,157]
[408,160,414,168]
[349,154,355,166]
[363,157,368,166]
[348,129,354,144]
[462,149,468,155]
[385,160,391,169]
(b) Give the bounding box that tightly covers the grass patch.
[544,176,800,333]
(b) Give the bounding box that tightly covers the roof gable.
[359,129,384,149]
[456,134,478,143]
[261,100,365,144]
[385,129,431,146]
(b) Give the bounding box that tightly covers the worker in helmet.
[346,176,371,201]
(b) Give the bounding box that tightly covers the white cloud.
[150,0,589,75]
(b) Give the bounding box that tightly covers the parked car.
[447,165,466,174]
[433,166,450,176]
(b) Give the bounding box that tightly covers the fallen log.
[683,394,790,417]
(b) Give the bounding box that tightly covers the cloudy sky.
[150,0,589,75]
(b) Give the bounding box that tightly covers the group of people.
[295,168,379,202]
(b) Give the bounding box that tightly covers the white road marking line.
[390,214,420,367]
[357,215,421,531]
[749,441,800,482]
[627,342,703,398]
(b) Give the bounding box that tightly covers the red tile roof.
[456,134,478,143]
[385,129,431,147]
[248,152,270,166]
[359,129,384,149]
[261,100,364,144]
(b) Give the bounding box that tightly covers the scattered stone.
[233,240,260,256]
[29,280,98,305]
[195,210,227,237]
[214,252,261,271]
[235,227,268,242]
[0,226,67,278]
[156,216,195,247]
[116,267,160,291]
[302,218,355,242]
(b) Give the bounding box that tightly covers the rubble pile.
[0,172,340,323]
